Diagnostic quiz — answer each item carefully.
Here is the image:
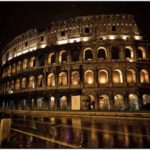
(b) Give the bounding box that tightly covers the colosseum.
[0,14,150,111]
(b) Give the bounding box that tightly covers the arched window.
[38,55,45,67]
[22,77,26,89]
[30,57,36,68]
[137,47,146,59]
[48,53,56,64]
[59,50,67,63]
[97,47,107,59]
[71,49,80,61]
[12,63,16,73]
[111,46,120,59]
[84,70,94,84]
[84,48,93,60]
[37,97,44,109]
[17,61,22,72]
[125,46,134,60]
[128,94,139,110]
[11,80,14,90]
[47,73,55,87]
[60,96,67,110]
[58,72,67,86]
[114,94,125,110]
[6,82,10,92]
[142,94,150,105]
[112,69,123,83]
[127,69,136,83]
[15,79,20,90]
[71,71,80,85]
[98,70,108,84]
[29,76,35,89]
[140,69,149,83]
[50,96,56,110]
[8,65,11,76]
[38,75,44,87]
[98,95,110,110]
[23,59,28,70]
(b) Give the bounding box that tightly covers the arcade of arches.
[2,93,150,111]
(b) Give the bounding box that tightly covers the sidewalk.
[1,109,150,120]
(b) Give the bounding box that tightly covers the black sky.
[0,1,150,50]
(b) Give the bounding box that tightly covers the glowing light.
[87,76,93,84]
[127,58,134,62]
[8,57,12,60]
[82,37,90,42]
[134,35,143,40]
[22,49,29,54]
[51,97,55,101]
[122,35,129,40]
[69,37,81,43]
[30,47,37,51]
[32,83,35,88]
[57,37,91,45]
[102,36,107,40]
[57,40,68,45]
[17,52,22,56]
[108,35,116,40]
[40,44,46,48]
[8,90,13,94]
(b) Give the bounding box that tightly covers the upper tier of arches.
[1,45,149,78]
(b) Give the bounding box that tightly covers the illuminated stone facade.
[0,14,150,111]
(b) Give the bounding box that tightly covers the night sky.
[0,2,150,51]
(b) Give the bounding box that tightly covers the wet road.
[4,115,150,148]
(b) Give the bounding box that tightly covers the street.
[2,114,150,148]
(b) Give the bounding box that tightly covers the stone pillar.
[109,92,114,110]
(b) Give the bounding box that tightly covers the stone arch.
[47,73,55,87]
[6,82,10,92]
[98,70,109,84]
[38,75,44,87]
[71,48,80,61]
[48,53,56,64]
[23,59,28,70]
[127,69,136,83]
[58,72,67,86]
[128,94,139,110]
[140,69,149,83]
[60,96,68,110]
[125,46,134,59]
[12,63,16,73]
[8,65,11,75]
[71,71,80,85]
[84,48,93,60]
[50,96,56,110]
[112,69,123,83]
[17,61,22,72]
[114,94,125,110]
[97,47,107,59]
[98,95,110,110]
[59,50,67,63]
[15,79,20,90]
[84,70,94,84]
[142,94,150,105]
[29,76,35,88]
[22,77,26,89]
[11,80,14,90]
[111,46,120,59]
[137,46,146,59]
[30,57,36,68]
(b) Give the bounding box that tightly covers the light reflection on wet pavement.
[3,115,150,148]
